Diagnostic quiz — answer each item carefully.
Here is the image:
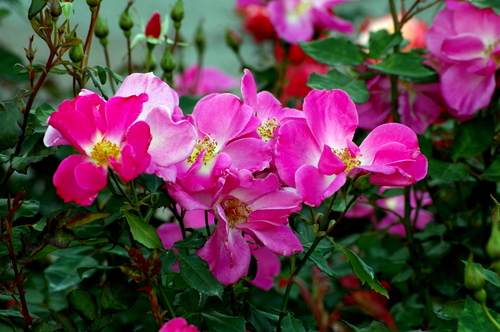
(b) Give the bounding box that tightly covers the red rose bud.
[145,12,162,39]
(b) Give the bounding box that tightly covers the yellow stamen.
[295,0,313,15]
[91,139,120,166]
[187,135,218,164]
[257,118,278,142]
[224,197,252,227]
[332,147,361,173]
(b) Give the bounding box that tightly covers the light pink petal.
[398,87,442,135]
[452,4,500,38]
[318,145,347,176]
[222,138,272,172]
[196,213,250,285]
[268,0,314,43]
[295,164,346,207]
[115,72,179,117]
[146,107,197,167]
[157,223,183,249]
[184,209,215,229]
[192,93,255,144]
[237,220,303,256]
[303,89,357,149]
[440,63,495,115]
[247,242,281,290]
[53,155,103,206]
[275,118,322,187]
[104,94,148,143]
[425,9,456,61]
[43,126,70,147]
[241,68,258,108]
[441,34,485,61]
[358,123,419,165]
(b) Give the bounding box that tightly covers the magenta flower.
[267,0,355,44]
[246,236,282,290]
[426,1,500,117]
[196,170,303,285]
[159,317,199,332]
[275,89,427,207]
[114,73,197,182]
[175,64,239,96]
[44,91,151,206]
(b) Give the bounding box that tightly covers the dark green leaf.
[368,30,403,59]
[178,251,224,299]
[139,173,166,193]
[458,296,500,332]
[35,103,55,126]
[369,53,437,81]
[11,133,57,173]
[451,117,494,161]
[104,67,123,84]
[471,0,500,14]
[0,103,23,152]
[173,231,206,249]
[335,244,389,297]
[300,38,364,66]
[483,154,500,181]
[77,266,116,279]
[0,254,11,276]
[428,159,470,182]
[28,0,48,20]
[0,47,27,82]
[44,254,98,293]
[100,279,138,311]
[179,288,200,312]
[66,212,110,229]
[390,267,414,283]
[201,310,246,332]
[96,65,107,84]
[309,250,338,278]
[280,314,306,332]
[67,289,98,321]
[0,198,40,221]
[307,70,369,104]
[47,227,75,249]
[49,309,78,332]
[436,300,465,320]
[245,303,274,332]
[160,249,177,274]
[124,211,164,249]
[414,222,447,241]
[87,310,114,332]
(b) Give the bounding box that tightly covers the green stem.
[204,210,211,236]
[108,170,134,207]
[482,302,500,331]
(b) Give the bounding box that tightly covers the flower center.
[223,197,252,228]
[295,0,313,15]
[257,118,278,142]
[91,139,120,166]
[187,135,218,164]
[485,41,500,65]
[332,147,361,173]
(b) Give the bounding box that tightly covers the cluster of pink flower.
[44,68,427,286]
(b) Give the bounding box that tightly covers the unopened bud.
[24,36,36,62]
[48,0,62,18]
[225,28,241,53]
[69,43,84,63]
[119,3,134,33]
[464,254,485,292]
[194,23,205,55]
[474,289,487,304]
[94,15,109,40]
[171,0,184,30]
[161,47,176,73]
[86,0,101,10]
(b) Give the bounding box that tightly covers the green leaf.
[28,0,48,20]
[124,211,164,249]
[67,289,98,321]
[0,46,27,82]
[96,65,107,84]
[100,279,138,312]
[11,133,57,173]
[87,310,114,332]
[413,222,447,241]
[335,243,389,297]
[201,310,246,332]
[49,309,78,332]
[300,38,364,66]
[244,303,274,332]
[390,267,414,283]
[173,231,206,249]
[77,266,116,279]
[104,67,123,84]
[280,314,306,332]
[471,0,500,14]
[44,253,98,293]
[368,30,403,59]
[436,300,465,320]
[177,251,224,299]
[460,261,500,287]
[0,103,23,152]
[451,117,494,161]
[307,70,369,104]
[458,296,500,332]
[0,198,39,221]
[428,159,470,182]
[369,52,437,81]
[179,288,200,312]
[160,249,178,274]
[483,154,500,181]
[309,250,338,278]
[66,212,111,229]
